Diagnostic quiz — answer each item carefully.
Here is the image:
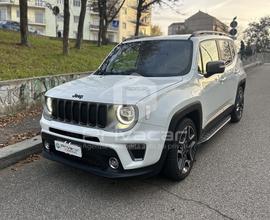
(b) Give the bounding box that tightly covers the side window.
[199,40,219,74]
[218,40,232,65]
[106,43,140,73]
[229,41,236,60]
[198,50,203,73]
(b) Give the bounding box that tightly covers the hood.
[46,75,183,104]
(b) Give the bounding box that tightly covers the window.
[57,0,63,4]
[198,51,203,73]
[92,33,98,41]
[229,41,236,60]
[123,7,127,15]
[122,22,126,29]
[0,8,7,20]
[98,40,193,77]
[108,34,114,43]
[199,40,219,74]
[57,15,64,21]
[92,18,99,26]
[16,9,20,18]
[218,40,232,65]
[35,12,44,24]
[74,16,79,23]
[141,28,146,35]
[73,0,80,7]
[35,0,43,7]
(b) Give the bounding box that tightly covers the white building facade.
[0,0,151,43]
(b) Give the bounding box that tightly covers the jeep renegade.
[41,32,246,180]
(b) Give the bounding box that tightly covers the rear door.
[198,40,227,126]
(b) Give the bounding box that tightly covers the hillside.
[0,30,114,81]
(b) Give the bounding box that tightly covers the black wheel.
[231,86,244,123]
[163,118,198,181]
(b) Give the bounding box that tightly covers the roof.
[123,35,191,43]
[123,33,232,44]
[186,11,228,28]
[168,22,185,27]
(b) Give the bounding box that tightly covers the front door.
[198,40,228,127]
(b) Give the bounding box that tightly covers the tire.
[231,86,244,123]
[163,118,198,181]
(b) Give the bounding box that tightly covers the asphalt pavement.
[0,64,270,220]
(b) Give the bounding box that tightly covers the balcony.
[90,23,119,33]
[129,19,150,27]
[28,16,46,26]
[0,0,45,8]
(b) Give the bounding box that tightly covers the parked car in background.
[0,21,20,31]
[0,20,43,35]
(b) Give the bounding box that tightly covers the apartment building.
[168,11,228,35]
[118,0,151,41]
[0,0,152,43]
[0,0,46,34]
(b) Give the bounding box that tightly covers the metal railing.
[90,24,119,32]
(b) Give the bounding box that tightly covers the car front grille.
[51,99,110,128]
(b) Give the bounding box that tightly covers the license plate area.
[54,140,82,158]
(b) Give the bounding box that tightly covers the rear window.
[218,40,233,65]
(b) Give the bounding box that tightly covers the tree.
[97,0,126,46]
[151,25,162,36]
[240,40,246,59]
[19,0,28,46]
[75,0,88,49]
[245,42,253,56]
[134,0,178,36]
[244,16,270,52]
[63,0,70,55]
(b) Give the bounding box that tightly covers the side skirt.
[199,106,234,144]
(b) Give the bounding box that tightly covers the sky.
[152,0,270,35]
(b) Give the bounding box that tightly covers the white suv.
[41,32,246,180]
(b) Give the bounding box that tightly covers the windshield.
[96,40,193,77]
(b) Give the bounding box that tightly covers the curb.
[244,61,262,70]
[0,135,42,170]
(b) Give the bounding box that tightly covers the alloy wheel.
[177,125,197,174]
[236,88,244,118]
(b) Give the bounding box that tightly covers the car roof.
[123,34,233,44]
[123,35,191,43]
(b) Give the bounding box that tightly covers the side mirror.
[205,61,225,78]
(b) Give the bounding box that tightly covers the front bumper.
[40,116,167,170]
[42,133,167,178]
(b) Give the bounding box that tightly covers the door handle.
[219,77,227,84]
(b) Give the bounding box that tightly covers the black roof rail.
[123,35,149,42]
[188,31,231,39]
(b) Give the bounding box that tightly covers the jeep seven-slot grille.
[51,99,109,128]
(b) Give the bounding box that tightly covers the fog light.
[44,141,50,150]
[108,157,119,169]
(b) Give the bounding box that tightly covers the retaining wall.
[0,72,89,116]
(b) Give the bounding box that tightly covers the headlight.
[45,97,53,114]
[116,105,136,125]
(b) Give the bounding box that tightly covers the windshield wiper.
[96,69,141,76]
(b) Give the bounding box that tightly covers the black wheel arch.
[168,102,203,140]
[238,79,246,91]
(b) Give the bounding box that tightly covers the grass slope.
[0,30,114,81]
